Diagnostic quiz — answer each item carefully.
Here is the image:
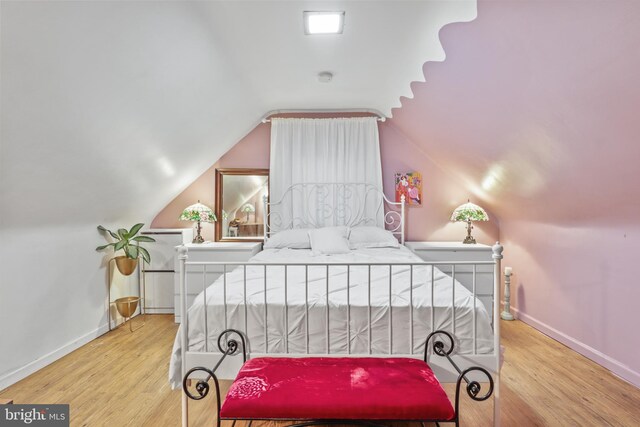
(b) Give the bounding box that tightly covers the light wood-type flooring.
[1,315,639,426]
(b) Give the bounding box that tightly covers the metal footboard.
[177,243,503,427]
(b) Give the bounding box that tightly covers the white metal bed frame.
[177,183,502,427]
[263,182,405,243]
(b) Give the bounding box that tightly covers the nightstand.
[141,228,193,314]
[404,241,494,313]
[173,242,262,323]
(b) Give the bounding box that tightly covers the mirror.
[215,168,269,241]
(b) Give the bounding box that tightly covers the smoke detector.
[318,71,333,83]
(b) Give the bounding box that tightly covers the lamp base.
[192,220,205,244]
[462,235,477,244]
[462,220,476,244]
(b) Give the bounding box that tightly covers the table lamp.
[240,203,255,222]
[180,200,216,243]
[450,200,489,244]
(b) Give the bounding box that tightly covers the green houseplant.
[96,223,155,276]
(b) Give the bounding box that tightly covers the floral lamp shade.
[180,200,216,243]
[450,201,489,244]
[240,203,255,222]
[450,202,489,222]
[180,201,217,223]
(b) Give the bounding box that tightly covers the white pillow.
[348,226,400,249]
[263,228,311,249]
[327,225,349,238]
[308,227,351,255]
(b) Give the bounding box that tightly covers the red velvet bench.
[184,330,493,427]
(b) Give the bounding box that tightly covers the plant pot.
[115,256,138,276]
[115,296,140,318]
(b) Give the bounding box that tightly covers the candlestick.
[501,266,514,321]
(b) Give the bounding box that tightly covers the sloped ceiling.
[199,0,476,115]
[0,0,477,230]
[390,0,640,225]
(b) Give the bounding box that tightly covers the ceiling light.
[304,11,345,35]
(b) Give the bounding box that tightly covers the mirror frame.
[215,168,269,242]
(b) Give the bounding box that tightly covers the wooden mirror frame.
[215,168,269,242]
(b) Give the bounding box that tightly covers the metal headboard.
[263,182,405,244]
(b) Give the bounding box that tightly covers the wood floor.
[1,315,639,426]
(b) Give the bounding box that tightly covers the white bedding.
[169,246,494,388]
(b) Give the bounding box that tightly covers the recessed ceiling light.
[304,11,345,35]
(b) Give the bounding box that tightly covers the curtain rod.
[260,109,387,123]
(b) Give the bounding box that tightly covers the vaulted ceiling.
[3,0,638,231]
[199,0,476,115]
[390,0,640,225]
[0,0,476,228]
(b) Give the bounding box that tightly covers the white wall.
[0,1,262,388]
[0,227,105,388]
[0,0,477,388]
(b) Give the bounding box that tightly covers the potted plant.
[96,223,155,275]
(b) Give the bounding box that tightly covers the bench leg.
[181,392,188,427]
[493,372,500,427]
[285,420,391,427]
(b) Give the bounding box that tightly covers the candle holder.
[501,268,515,321]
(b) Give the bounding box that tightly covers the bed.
[169,245,495,388]
[171,182,503,427]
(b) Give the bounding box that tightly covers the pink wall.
[388,0,640,386]
[152,114,499,244]
[151,122,271,238]
[379,122,499,242]
[500,221,640,386]
[151,0,640,388]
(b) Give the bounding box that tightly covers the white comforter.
[169,246,494,388]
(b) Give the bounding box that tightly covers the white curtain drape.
[269,117,383,230]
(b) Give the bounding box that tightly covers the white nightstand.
[173,242,262,323]
[405,241,494,313]
[141,228,193,314]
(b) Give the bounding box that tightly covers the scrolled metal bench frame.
[425,330,494,426]
[183,329,493,427]
[183,329,247,427]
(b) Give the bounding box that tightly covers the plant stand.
[108,256,146,332]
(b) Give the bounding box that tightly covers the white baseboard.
[0,323,110,392]
[144,308,174,314]
[511,307,640,388]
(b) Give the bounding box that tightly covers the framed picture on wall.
[395,172,422,206]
